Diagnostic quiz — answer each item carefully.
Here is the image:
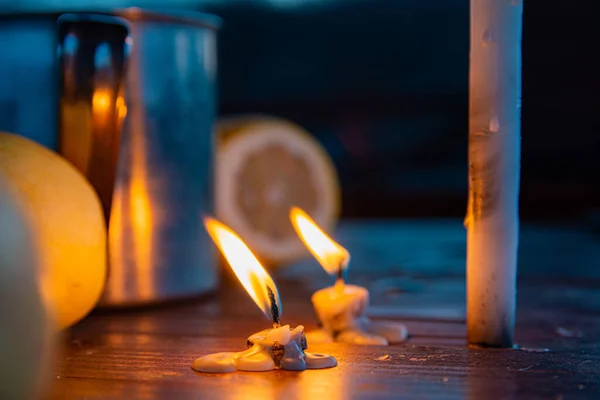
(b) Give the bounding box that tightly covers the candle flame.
[204,217,282,322]
[289,206,349,277]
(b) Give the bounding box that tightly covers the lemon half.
[215,115,340,267]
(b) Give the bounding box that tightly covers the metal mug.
[0,9,220,307]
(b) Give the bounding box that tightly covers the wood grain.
[49,221,600,399]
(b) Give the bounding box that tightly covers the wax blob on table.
[307,284,408,345]
[192,325,337,373]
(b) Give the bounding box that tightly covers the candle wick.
[266,285,280,328]
[337,267,344,283]
[336,258,347,284]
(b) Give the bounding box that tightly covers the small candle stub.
[289,206,408,346]
[192,325,337,373]
[307,284,408,346]
[200,217,337,373]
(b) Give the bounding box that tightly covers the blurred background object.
[1,0,596,220]
[213,0,469,219]
[0,132,106,329]
[0,176,55,400]
[0,0,597,287]
[205,0,598,221]
[0,8,221,306]
[215,115,340,267]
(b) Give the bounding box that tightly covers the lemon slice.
[215,115,340,267]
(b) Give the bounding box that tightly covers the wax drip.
[267,285,280,328]
[192,325,337,373]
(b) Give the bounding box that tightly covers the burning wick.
[336,259,347,286]
[191,217,337,373]
[267,284,280,328]
[290,206,408,346]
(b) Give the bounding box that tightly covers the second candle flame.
[290,206,350,278]
[204,217,282,323]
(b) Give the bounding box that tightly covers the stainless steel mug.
[0,9,220,307]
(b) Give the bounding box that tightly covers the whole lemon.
[0,132,107,329]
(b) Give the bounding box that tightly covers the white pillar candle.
[467,0,522,347]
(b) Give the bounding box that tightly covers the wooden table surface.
[50,220,600,400]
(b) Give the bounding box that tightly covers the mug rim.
[0,7,221,30]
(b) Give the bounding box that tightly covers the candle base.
[307,318,408,346]
[311,284,408,345]
[192,325,337,373]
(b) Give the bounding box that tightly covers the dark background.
[0,0,597,221]
[203,0,599,221]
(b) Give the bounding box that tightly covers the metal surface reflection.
[59,18,126,218]
[57,10,220,306]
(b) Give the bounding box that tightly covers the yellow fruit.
[215,115,340,267]
[0,132,107,329]
[0,179,54,400]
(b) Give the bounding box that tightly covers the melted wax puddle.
[306,319,408,346]
[192,325,337,373]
